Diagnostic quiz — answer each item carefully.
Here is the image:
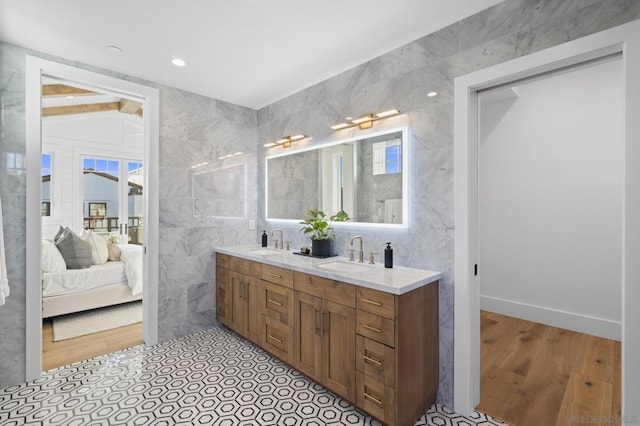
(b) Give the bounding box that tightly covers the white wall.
[478,56,623,340]
[42,111,144,239]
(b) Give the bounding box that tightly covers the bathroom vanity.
[214,245,441,426]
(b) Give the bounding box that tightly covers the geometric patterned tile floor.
[0,326,504,425]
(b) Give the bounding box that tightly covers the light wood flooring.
[42,319,143,371]
[478,311,621,426]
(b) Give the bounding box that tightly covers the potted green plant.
[299,209,335,257]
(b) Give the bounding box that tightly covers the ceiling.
[0,0,503,110]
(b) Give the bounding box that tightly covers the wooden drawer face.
[357,287,395,320]
[356,311,395,348]
[228,256,261,277]
[216,253,229,269]
[261,281,293,327]
[356,371,395,425]
[261,264,293,288]
[294,272,355,308]
[260,316,292,364]
[356,336,395,388]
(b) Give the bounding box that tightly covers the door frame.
[25,56,160,380]
[454,21,640,417]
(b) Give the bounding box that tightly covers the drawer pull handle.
[267,299,283,307]
[269,272,282,278]
[361,298,382,307]
[363,392,383,406]
[362,324,382,333]
[268,334,283,344]
[363,354,383,366]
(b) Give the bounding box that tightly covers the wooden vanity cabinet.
[215,252,439,426]
[293,272,356,402]
[220,256,262,344]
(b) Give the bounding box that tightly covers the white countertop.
[215,245,442,295]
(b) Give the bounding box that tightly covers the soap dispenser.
[384,242,393,269]
[261,231,268,247]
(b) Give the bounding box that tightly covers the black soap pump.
[384,242,393,269]
[261,231,268,247]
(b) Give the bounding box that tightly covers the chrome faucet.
[271,229,283,249]
[350,236,364,263]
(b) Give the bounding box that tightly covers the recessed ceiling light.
[427,91,438,97]
[107,45,122,54]
[172,58,186,67]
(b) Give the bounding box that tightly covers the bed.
[42,243,143,318]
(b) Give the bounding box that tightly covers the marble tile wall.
[0,42,257,388]
[256,0,640,407]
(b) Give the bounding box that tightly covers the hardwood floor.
[42,319,143,371]
[478,311,621,426]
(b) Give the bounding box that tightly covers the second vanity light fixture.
[331,109,400,130]
[264,134,307,148]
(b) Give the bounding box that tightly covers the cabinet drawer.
[356,311,395,347]
[294,272,355,308]
[228,256,261,277]
[260,316,293,364]
[356,371,395,425]
[261,264,293,288]
[261,281,293,327]
[357,287,395,320]
[356,336,395,388]
[216,253,229,269]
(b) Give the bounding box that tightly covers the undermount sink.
[317,260,375,274]
[248,248,284,256]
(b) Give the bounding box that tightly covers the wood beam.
[42,102,120,117]
[119,99,143,114]
[42,84,97,97]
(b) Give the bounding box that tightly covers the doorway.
[453,21,640,420]
[25,57,160,381]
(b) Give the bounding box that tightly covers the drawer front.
[356,311,395,347]
[261,281,293,327]
[356,371,395,425]
[261,264,293,288]
[294,272,355,308]
[260,316,292,364]
[228,256,261,277]
[356,287,395,320]
[356,336,395,388]
[216,253,229,269]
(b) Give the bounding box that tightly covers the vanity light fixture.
[427,91,438,97]
[264,134,307,149]
[331,109,400,130]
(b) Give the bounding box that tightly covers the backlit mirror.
[266,127,407,226]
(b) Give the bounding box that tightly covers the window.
[372,138,402,175]
[88,202,107,217]
[42,153,52,217]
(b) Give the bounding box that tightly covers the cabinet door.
[245,275,261,344]
[322,300,356,402]
[293,291,323,383]
[228,270,245,334]
[216,267,229,326]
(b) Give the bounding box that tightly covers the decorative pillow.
[107,242,121,261]
[55,228,92,269]
[82,229,109,265]
[41,239,66,273]
[53,226,65,242]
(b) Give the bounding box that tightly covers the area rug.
[52,301,142,341]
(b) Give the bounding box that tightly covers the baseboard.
[480,295,621,341]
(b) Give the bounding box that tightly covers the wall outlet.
[249,219,255,230]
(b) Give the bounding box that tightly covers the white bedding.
[43,244,143,297]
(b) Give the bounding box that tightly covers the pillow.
[107,242,121,261]
[55,228,92,269]
[41,239,66,273]
[54,226,65,242]
[82,229,109,265]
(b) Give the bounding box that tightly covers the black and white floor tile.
[0,327,504,425]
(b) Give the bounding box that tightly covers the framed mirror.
[265,127,408,227]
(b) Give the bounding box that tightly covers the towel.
[0,195,9,306]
